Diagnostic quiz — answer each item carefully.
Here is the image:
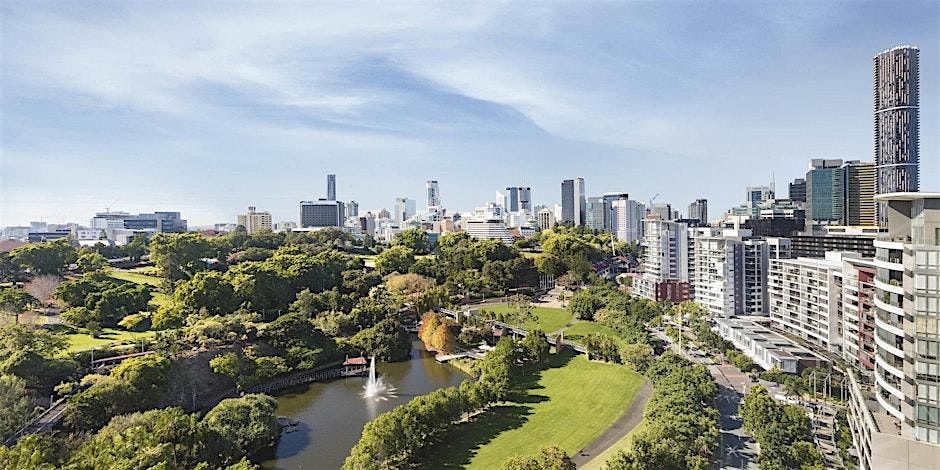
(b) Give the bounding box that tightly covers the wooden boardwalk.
[246,364,368,394]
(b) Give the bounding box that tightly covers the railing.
[3,398,67,445]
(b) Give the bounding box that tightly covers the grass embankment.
[423,352,644,469]
[481,304,572,333]
[109,269,163,287]
[562,321,622,344]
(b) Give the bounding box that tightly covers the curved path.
[571,380,653,467]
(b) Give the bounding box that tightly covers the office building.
[465,219,514,245]
[505,187,532,213]
[789,178,807,203]
[237,206,273,234]
[327,174,336,201]
[688,199,708,225]
[649,203,673,221]
[393,198,416,224]
[806,158,845,227]
[90,211,187,233]
[768,252,859,353]
[635,219,689,302]
[561,178,585,226]
[874,46,920,197]
[843,161,878,227]
[426,180,441,209]
[300,200,344,228]
[537,208,555,231]
[585,197,607,231]
[347,200,359,218]
[610,199,644,243]
[358,214,376,237]
[746,185,775,206]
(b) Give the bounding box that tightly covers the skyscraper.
[874,46,920,196]
[394,198,416,223]
[327,174,336,201]
[505,187,520,212]
[688,199,708,225]
[426,180,441,209]
[789,178,807,203]
[561,178,585,226]
[347,200,359,218]
[806,159,845,227]
[842,161,877,226]
[585,197,607,231]
[504,187,532,213]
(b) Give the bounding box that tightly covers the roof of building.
[343,356,368,366]
[0,240,27,252]
[873,192,940,201]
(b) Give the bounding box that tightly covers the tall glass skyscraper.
[874,46,920,195]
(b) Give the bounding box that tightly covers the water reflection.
[261,339,466,470]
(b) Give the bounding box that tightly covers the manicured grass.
[481,304,573,333]
[423,353,645,469]
[110,270,163,287]
[581,418,648,470]
[563,321,623,344]
[61,327,156,353]
[128,266,159,275]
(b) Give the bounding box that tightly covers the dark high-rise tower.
[874,46,920,196]
[327,174,336,200]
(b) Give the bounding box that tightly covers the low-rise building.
[714,317,828,373]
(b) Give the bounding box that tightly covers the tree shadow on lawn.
[416,350,577,469]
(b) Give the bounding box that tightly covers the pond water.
[261,339,466,469]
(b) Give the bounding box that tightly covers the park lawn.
[63,327,156,353]
[482,304,572,333]
[110,270,163,287]
[563,321,623,344]
[423,353,645,469]
[128,266,159,275]
[581,418,648,470]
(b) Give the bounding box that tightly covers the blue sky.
[1,1,937,226]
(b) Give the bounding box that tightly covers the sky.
[1,1,938,227]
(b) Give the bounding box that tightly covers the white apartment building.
[635,219,689,301]
[537,208,555,231]
[768,251,859,353]
[237,206,273,234]
[688,228,771,317]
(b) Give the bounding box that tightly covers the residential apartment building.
[846,192,939,470]
[790,233,876,258]
[843,160,878,227]
[237,206,273,234]
[610,198,644,243]
[426,180,441,209]
[874,46,920,197]
[327,174,336,201]
[839,256,877,373]
[689,228,771,317]
[768,251,859,353]
[464,219,514,245]
[635,219,689,302]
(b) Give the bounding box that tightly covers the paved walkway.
[571,380,653,467]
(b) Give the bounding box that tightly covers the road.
[650,327,759,470]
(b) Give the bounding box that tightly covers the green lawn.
[481,304,573,333]
[128,266,160,275]
[110,270,164,287]
[60,326,156,353]
[423,353,645,469]
[562,321,623,344]
[581,418,647,470]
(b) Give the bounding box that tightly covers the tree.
[500,446,574,470]
[23,275,60,312]
[348,318,412,361]
[393,228,430,255]
[374,246,415,275]
[89,283,152,327]
[10,239,78,275]
[0,434,59,470]
[519,330,549,365]
[148,232,213,282]
[568,289,603,320]
[75,252,108,273]
[203,394,279,458]
[428,324,457,354]
[619,342,654,372]
[0,288,36,324]
[0,374,33,441]
[173,271,239,315]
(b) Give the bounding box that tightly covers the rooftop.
[873,192,940,202]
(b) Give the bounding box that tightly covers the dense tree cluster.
[0,394,277,470]
[606,353,719,470]
[534,227,607,282]
[344,336,550,469]
[57,272,152,328]
[740,385,823,470]
[417,232,537,297]
[0,325,78,394]
[64,354,172,432]
[8,239,79,276]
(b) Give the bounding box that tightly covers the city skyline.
[2,1,939,226]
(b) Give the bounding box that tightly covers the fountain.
[362,356,396,401]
